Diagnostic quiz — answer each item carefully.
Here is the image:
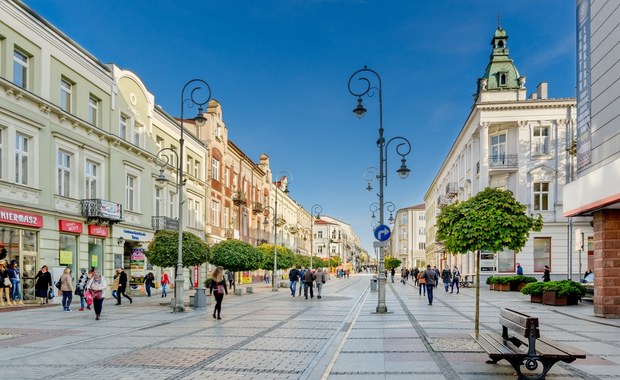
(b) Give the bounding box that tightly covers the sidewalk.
[0,275,618,379]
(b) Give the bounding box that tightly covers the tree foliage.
[436,187,543,255]
[257,244,295,270]
[208,239,262,272]
[145,230,209,268]
[384,257,402,270]
[330,255,342,268]
[312,257,329,269]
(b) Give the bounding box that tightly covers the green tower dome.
[478,26,524,93]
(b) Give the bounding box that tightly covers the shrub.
[486,276,493,285]
[509,275,537,284]
[521,281,545,296]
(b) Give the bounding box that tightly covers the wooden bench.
[474,308,586,380]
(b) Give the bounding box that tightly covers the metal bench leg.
[506,357,557,380]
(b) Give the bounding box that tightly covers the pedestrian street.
[1,274,619,379]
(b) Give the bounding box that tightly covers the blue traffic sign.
[374,224,391,242]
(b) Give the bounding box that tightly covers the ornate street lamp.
[268,172,292,291]
[310,204,323,269]
[156,79,210,313]
[348,66,412,314]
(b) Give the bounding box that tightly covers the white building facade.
[391,204,426,270]
[424,26,592,282]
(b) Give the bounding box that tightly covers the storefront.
[0,207,43,301]
[58,220,82,281]
[113,226,154,290]
[87,225,108,272]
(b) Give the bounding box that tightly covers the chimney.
[536,82,548,100]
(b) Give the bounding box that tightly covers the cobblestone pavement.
[1,274,619,379]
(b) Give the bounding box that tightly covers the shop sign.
[88,225,109,237]
[100,200,122,220]
[59,220,83,234]
[480,252,496,272]
[0,207,43,228]
[194,266,199,288]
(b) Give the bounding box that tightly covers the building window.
[155,136,164,150]
[533,237,551,272]
[15,133,30,185]
[419,214,425,221]
[194,160,200,179]
[188,198,195,228]
[60,78,73,112]
[211,200,220,227]
[133,122,143,147]
[216,123,222,139]
[154,188,163,217]
[418,227,424,235]
[57,150,72,197]
[499,73,507,86]
[497,247,515,272]
[88,96,99,126]
[533,182,549,211]
[418,242,425,250]
[212,158,219,181]
[125,174,137,211]
[168,190,176,218]
[119,115,128,140]
[491,133,507,164]
[186,156,193,175]
[532,126,549,155]
[85,159,99,199]
[13,50,28,89]
[224,167,230,188]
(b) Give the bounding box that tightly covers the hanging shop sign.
[0,207,43,228]
[59,220,83,234]
[88,225,109,237]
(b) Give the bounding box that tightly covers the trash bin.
[194,287,207,308]
[370,276,378,292]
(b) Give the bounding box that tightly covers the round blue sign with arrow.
[374,224,391,242]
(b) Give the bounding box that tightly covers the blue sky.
[24,0,577,253]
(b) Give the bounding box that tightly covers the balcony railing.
[489,154,518,169]
[151,216,179,231]
[446,182,458,196]
[252,202,264,214]
[80,199,123,225]
[437,195,451,208]
[232,191,247,206]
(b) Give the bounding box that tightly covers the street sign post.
[373,224,391,242]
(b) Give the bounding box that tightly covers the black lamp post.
[156,79,210,313]
[310,204,323,269]
[348,66,412,314]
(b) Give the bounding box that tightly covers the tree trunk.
[475,250,480,338]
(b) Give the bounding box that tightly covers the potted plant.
[492,276,512,291]
[509,275,537,291]
[486,276,494,290]
[540,280,586,306]
[521,281,545,303]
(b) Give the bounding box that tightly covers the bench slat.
[477,333,524,358]
[537,337,587,359]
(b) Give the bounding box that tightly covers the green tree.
[436,187,543,336]
[329,255,342,268]
[312,257,329,269]
[209,239,262,290]
[384,257,402,270]
[257,244,295,270]
[294,253,311,268]
[145,230,209,268]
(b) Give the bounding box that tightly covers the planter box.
[542,290,568,306]
[530,294,543,303]
[246,287,253,294]
[489,284,495,291]
[496,283,511,291]
[510,282,528,292]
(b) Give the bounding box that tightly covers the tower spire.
[497,12,501,30]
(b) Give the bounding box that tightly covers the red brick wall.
[593,209,620,318]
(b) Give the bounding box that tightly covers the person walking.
[264,270,270,284]
[298,266,306,296]
[288,266,300,297]
[413,267,419,287]
[160,271,170,298]
[227,270,234,289]
[417,270,426,296]
[75,268,89,311]
[303,268,315,299]
[8,260,23,305]
[115,267,133,305]
[516,263,524,275]
[441,267,451,293]
[315,267,326,299]
[144,272,155,297]
[209,266,228,320]
[422,265,438,305]
[59,267,74,311]
[0,260,13,306]
[390,267,395,283]
[543,265,551,282]
[34,265,52,304]
[86,271,108,320]
[451,266,461,294]
[433,266,440,288]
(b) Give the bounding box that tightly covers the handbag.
[55,279,62,289]
[91,290,102,300]
[217,284,225,294]
[84,290,94,306]
[48,288,55,299]
[3,277,11,287]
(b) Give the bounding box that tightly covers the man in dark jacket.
[116,267,133,305]
[422,265,439,306]
[303,269,315,299]
[289,266,300,297]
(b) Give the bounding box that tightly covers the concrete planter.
[246,287,253,294]
[234,288,243,296]
[495,283,511,291]
[530,294,543,303]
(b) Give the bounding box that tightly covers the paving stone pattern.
[0,274,619,379]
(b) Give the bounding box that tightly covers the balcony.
[151,216,179,231]
[445,182,458,197]
[232,191,247,206]
[276,217,287,227]
[80,199,123,225]
[437,195,451,208]
[489,154,518,170]
[252,202,264,214]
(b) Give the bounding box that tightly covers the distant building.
[564,0,620,318]
[390,204,426,269]
[424,26,592,282]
